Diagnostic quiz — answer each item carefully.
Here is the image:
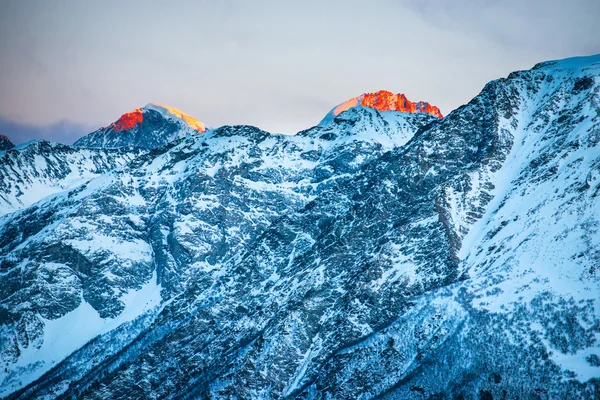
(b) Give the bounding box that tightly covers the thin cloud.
[0,116,95,145]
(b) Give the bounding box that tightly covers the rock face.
[0,134,15,150]
[74,103,205,149]
[1,55,600,399]
[320,90,443,125]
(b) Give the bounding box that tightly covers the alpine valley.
[1,55,599,399]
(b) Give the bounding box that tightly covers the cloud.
[400,0,600,55]
[0,116,95,145]
[0,0,598,136]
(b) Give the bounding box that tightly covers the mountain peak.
[143,103,206,133]
[108,103,206,134]
[321,90,442,125]
[75,103,205,149]
[0,134,15,150]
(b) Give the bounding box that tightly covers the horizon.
[1,0,599,145]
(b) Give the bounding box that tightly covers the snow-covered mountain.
[74,103,205,149]
[0,140,140,216]
[0,104,434,396]
[1,55,599,399]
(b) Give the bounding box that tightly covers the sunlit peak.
[150,103,206,133]
[332,90,443,119]
[113,108,144,132]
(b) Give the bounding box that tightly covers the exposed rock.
[0,134,15,151]
[74,103,205,149]
[2,55,600,399]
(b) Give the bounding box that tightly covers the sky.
[0,0,599,144]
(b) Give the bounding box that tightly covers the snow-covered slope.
[289,55,600,399]
[1,55,600,399]
[0,108,433,397]
[73,103,205,149]
[0,140,140,216]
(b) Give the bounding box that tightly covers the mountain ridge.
[1,54,599,399]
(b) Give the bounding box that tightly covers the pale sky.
[0,0,599,144]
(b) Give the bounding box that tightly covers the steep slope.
[288,55,600,399]
[0,140,140,216]
[0,109,435,397]
[0,135,15,151]
[73,103,205,149]
[320,90,443,126]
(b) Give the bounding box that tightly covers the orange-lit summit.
[109,103,206,133]
[333,90,443,118]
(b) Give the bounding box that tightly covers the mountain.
[0,105,435,396]
[0,140,141,216]
[73,103,205,149]
[0,135,15,151]
[320,90,443,125]
[1,55,600,399]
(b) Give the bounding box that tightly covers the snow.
[10,140,43,151]
[284,335,323,396]
[143,103,206,133]
[0,143,136,216]
[455,54,600,380]
[549,334,600,382]
[66,235,152,263]
[534,54,600,72]
[0,270,162,396]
